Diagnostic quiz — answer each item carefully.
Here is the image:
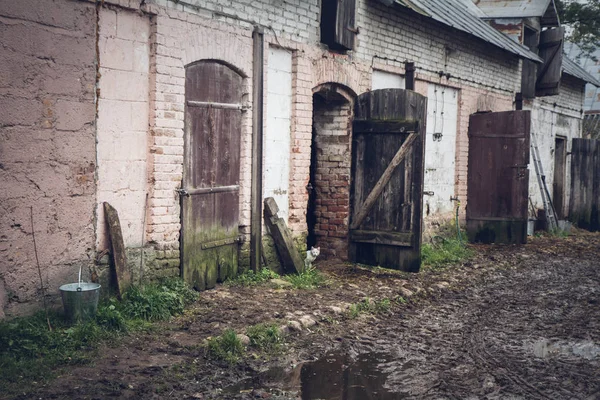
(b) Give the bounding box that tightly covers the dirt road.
[10,231,600,399]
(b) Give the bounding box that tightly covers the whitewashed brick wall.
[527,75,586,217]
[100,0,522,262]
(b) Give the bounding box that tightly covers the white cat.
[305,246,320,269]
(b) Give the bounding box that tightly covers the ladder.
[530,130,558,231]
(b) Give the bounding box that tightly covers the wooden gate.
[569,138,600,231]
[349,89,426,272]
[182,61,242,290]
[466,110,530,244]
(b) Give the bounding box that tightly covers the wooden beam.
[264,197,304,274]
[250,26,264,272]
[405,62,415,90]
[350,132,417,230]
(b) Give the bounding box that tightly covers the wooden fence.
[569,138,600,231]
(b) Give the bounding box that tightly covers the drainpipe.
[250,26,264,272]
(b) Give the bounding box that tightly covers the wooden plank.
[536,26,564,97]
[251,27,264,272]
[103,202,130,298]
[264,197,304,274]
[350,230,413,246]
[405,62,415,91]
[353,120,418,133]
[350,132,417,230]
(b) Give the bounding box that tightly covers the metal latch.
[176,188,189,197]
[423,191,435,196]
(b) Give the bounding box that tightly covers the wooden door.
[553,137,566,219]
[349,89,427,272]
[182,61,242,290]
[467,110,530,244]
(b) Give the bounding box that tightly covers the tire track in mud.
[377,255,600,399]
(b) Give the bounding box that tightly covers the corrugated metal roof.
[563,56,600,87]
[473,0,560,26]
[474,0,551,18]
[391,0,542,62]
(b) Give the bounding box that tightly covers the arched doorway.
[306,83,355,259]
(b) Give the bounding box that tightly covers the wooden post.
[264,197,304,274]
[251,26,264,272]
[405,62,415,90]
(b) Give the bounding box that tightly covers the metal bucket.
[59,283,101,321]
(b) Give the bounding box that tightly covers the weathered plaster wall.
[0,0,97,317]
[526,75,586,219]
[96,7,150,250]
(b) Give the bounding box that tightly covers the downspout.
[250,27,265,272]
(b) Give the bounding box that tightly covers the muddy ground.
[6,231,600,399]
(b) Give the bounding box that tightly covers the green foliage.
[421,236,474,268]
[246,323,282,351]
[284,266,327,289]
[206,329,244,364]
[557,0,600,60]
[226,268,280,287]
[0,278,197,392]
[121,278,198,321]
[347,297,392,318]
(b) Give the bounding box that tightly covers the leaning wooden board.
[103,202,130,298]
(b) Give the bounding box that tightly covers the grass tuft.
[226,268,280,287]
[284,266,327,289]
[347,297,392,319]
[246,323,282,352]
[421,236,474,268]
[206,329,244,364]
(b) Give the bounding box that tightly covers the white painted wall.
[265,47,293,222]
[424,83,459,216]
[371,70,405,90]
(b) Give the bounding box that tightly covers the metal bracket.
[423,191,435,196]
[176,188,189,197]
[433,132,443,142]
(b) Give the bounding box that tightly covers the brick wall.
[0,0,97,317]
[311,94,353,258]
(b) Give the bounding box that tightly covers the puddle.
[225,351,409,399]
[531,339,600,360]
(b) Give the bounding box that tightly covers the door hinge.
[176,188,189,197]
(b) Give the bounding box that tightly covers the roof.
[385,0,543,62]
[562,56,600,87]
[473,0,560,26]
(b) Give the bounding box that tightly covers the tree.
[556,0,600,60]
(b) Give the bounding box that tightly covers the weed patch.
[347,297,392,318]
[421,236,474,268]
[246,323,282,352]
[226,268,280,287]
[206,329,244,364]
[0,278,198,393]
[284,267,327,289]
